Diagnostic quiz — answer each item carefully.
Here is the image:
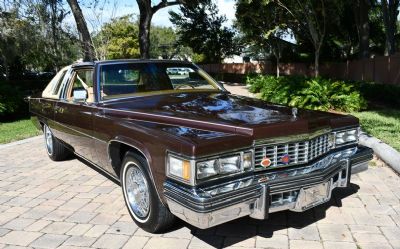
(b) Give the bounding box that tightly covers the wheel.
[43,124,71,161]
[120,151,175,233]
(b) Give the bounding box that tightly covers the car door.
[54,67,96,162]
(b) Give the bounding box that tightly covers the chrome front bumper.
[164,146,373,229]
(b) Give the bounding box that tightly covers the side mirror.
[73,89,87,102]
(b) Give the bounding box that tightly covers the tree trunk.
[314,48,320,77]
[66,0,95,61]
[354,0,370,58]
[382,0,399,55]
[138,10,153,59]
[276,56,280,77]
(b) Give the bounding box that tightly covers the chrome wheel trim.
[44,125,53,156]
[123,162,150,222]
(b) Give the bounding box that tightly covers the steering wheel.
[175,84,195,90]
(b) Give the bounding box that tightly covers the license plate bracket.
[293,182,330,211]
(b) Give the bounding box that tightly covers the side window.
[52,70,67,96]
[67,69,94,102]
[42,68,68,99]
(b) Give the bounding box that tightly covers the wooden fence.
[200,55,400,85]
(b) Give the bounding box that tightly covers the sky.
[79,0,237,32]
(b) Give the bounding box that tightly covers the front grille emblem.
[281,154,290,164]
[260,157,272,167]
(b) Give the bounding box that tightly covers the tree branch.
[152,0,183,13]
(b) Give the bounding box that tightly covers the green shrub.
[246,75,367,112]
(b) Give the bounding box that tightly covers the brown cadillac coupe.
[28,59,373,232]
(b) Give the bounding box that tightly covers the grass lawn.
[352,109,400,152]
[0,119,41,144]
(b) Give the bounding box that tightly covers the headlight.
[219,156,240,174]
[167,150,253,184]
[196,151,253,180]
[334,128,359,146]
[167,155,192,183]
[197,159,218,179]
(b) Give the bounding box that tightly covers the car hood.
[101,92,358,139]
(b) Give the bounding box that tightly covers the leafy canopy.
[169,0,240,63]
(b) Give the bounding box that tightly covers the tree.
[93,15,140,59]
[169,0,240,63]
[150,26,193,59]
[354,0,371,58]
[381,0,399,55]
[274,0,326,77]
[66,0,96,61]
[0,1,79,76]
[136,0,191,59]
[236,0,289,76]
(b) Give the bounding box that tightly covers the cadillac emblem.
[260,157,272,167]
[281,154,290,164]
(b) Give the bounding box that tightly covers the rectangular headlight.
[167,155,191,182]
[196,152,253,180]
[335,128,358,145]
[197,159,218,179]
[219,155,241,174]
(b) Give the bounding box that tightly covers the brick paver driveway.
[0,86,399,249]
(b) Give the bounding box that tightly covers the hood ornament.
[292,107,298,119]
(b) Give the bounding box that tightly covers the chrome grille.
[255,133,331,169]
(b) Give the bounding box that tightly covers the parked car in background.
[27,59,373,233]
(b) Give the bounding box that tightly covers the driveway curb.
[359,132,400,174]
[0,135,42,150]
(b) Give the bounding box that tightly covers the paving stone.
[91,234,129,249]
[122,236,149,249]
[318,224,353,242]
[66,224,93,236]
[288,225,320,241]
[65,211,98,223]
[105,221,137,236]
[380,226,400,241]
[323,241,357,249]
[290,240,323,249]
[62,236,96,247]
[0,231,42,246]
[349,225,380,234]
[366,204,397,215]
[255,235,288,249]
[357,242,393,249]
[144,237,190,249]
[0,212,19,226]
[224,237,255,248]
[353,233,388,243]
[20,205,57,219]
[43,209,75,222]
[188,236,223,249]
[30,234,69,248]
[84,224,109,237]
[3,218,36,230]
[0,228,10,237]
[162,226,193,240]
[4,206,29,215]
[24,220,52,232]
[352,213,396,226]
[41,222,76,234]
[89,213,120,225]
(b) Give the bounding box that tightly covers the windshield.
[99,62,221,100]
